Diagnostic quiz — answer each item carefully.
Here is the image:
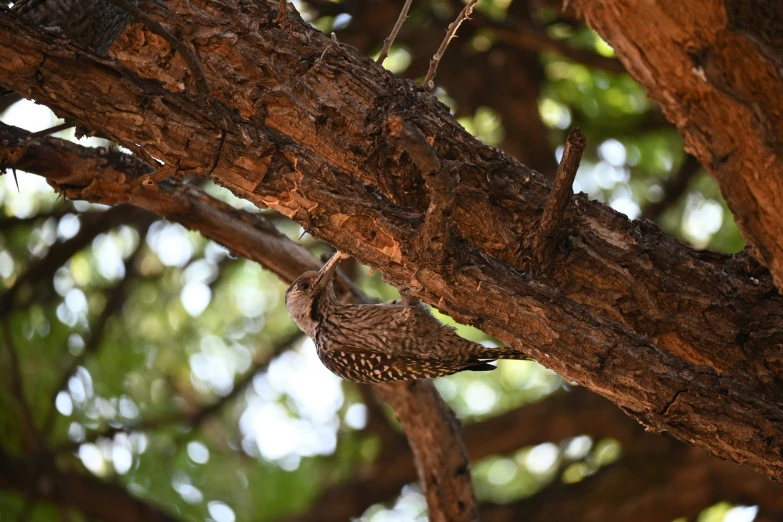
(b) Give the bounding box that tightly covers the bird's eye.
[299,282,310,291]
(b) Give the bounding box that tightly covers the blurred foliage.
[0,0,750,521]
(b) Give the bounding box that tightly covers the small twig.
[278,0,288,21]
[139,163,177,186]
[29,122,74,139]
[530,127,585,271]
[101,0,210,95]
[377,0,414,64]
[423,0,479,90]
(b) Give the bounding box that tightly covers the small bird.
[286,252,528,383]
[10,0,162,55]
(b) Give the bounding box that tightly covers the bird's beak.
[314,251,347,292]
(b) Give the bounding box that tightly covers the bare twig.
[529,127,585,272]
[101,0,210,95]
[29,122,74,139]
[377,0,414,64]
[423,0,479,90]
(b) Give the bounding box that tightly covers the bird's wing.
[326,345,467,382]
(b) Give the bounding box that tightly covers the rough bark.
[573,0,783,290]
[2,0,783,482]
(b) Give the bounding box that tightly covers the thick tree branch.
[573,0,783,290]
[1,1,783,481]
[375,382,477,522]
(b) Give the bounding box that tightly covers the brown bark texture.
[1,0,783,485]
[574,0,783,289]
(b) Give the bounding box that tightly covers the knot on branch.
[387,116,454,265]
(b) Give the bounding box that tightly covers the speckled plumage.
[11,0,138,54]
[286,254,527,383]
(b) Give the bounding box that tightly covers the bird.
[9,0,162,55]
[285,252,528,383]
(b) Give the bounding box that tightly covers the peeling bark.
[2,1,783,482]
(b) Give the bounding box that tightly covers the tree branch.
[572,0,783,290]
[377,0,414,65]
[424,0,479,90]
[1,1,783,481]
[529,127,585,273]
[375,381,477,522]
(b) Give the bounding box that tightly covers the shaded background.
[0,0,763,521]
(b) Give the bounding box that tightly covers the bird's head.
[285,252,346,337]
